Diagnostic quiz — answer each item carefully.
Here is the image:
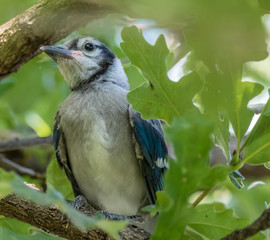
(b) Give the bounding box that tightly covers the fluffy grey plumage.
[59,82,148,215]
[41,36,167,233]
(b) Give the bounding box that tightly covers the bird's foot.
[99,211,144,224]
[68,195,89,210]
[68,195,98,216]
[69,196,144,224]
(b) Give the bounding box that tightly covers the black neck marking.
[71,61,111,92]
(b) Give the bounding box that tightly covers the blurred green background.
[1,0,270,239]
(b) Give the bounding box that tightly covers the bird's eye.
[84,43,95,51]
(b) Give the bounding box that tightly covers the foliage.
[1,0,270,239]
[46,156,74,201]
[0,217,63,240]
[121,26,202,122]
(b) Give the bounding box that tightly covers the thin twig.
[192,187,214,208]
[0,136,53,152]
[0,154,43,179]
[221,208,270,240]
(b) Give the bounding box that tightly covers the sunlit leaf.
[121,26,202,123]
[243,98,270,164]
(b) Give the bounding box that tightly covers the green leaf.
[265,162,270,169]
[0,101,17,129]
[185,227,204,240]
[188,203,250,240]
[121,26,202,123]
[155,191,173,212]
[214,115,230,161]
[0,169,14,198]
[152,111,231,240]
[259,0,270,12]
[95,220,127,238]
[242,97,270,164]
[142,191,173,217]
[0,170,126,239]
[201,73,263,152]
[46,156,74,200]
[0,77,15,95]
[0,226,63,240]
[0,217,30,235]
[244,133,270,165]
[141,205,157,217]
[0,218,63,240]
[123,64,147,90]
[244,61,270,88]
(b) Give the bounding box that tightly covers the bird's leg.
[98,211,144,223]
[68,195,89,210]
[68,195,99,216]
[68,195,144,224]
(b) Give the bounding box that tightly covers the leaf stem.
[192,187,215,208]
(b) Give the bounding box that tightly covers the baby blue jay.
[40,37,168,231]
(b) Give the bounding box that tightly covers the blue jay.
[40,37,168,231]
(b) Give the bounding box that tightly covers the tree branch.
[221,208,270,240]
[0,154,43,178]
[0,0,112,80]
[0,194,150,240]
[0,136,53,152]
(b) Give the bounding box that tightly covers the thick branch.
[221,208,270,240]
[0,0,112,80]
[0,194,150,240]
[0,136,53,152]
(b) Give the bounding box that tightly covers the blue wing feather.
[130,110,168,204]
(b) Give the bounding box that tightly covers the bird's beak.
[40,45,73,59]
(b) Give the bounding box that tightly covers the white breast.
[59,84,147,215]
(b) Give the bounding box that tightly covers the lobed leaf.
[188,203,250,240]
[121,26,202,123]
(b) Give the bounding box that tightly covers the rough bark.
[0,194,150,240]
[0,0,112,80]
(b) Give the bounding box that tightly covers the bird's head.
[41,37,128,90]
